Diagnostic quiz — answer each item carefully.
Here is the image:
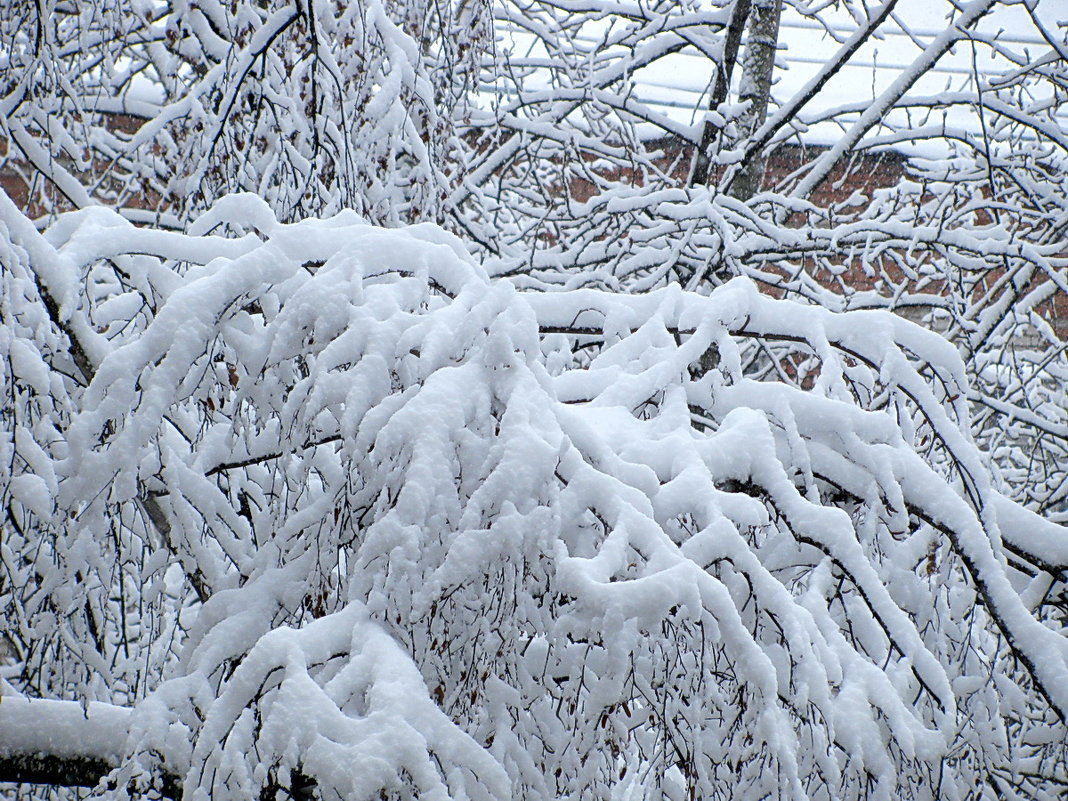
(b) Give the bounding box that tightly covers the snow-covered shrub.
[0,0,486,224]
[2,193,1066,800]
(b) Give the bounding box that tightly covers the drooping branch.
[533,303,1068,722]
[0,189,213,604]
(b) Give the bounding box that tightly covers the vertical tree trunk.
[728,0,783,200]
[689,0,751,187]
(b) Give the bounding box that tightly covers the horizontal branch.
[0,696,177,798]
[0,694,321,799]
[2,752,133,795]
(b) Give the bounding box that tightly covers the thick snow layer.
[0,696,130,763]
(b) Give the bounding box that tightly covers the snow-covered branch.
[0,697,169,795]
[3,195,1067,799]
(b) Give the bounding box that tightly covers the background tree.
[467,0,1068,519]
[0,0,490,224]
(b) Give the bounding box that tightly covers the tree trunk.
[689,0,752,187]
[729,0,783,201]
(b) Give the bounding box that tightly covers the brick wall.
[0,139,30,211]
[642,138,1068,338]
[3,133,1064,335]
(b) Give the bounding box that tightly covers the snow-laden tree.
[3,191,1068,800]
[10,0,1062,517]
[3,2,1068,797]
[470,0,1068,518]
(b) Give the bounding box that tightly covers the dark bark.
[689,0,751,187]
[727,0,782,201]
[0,753,179,799]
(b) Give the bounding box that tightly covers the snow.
[4,24,1068,788]
[4,200,1060,796]
[0,696,131,765]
